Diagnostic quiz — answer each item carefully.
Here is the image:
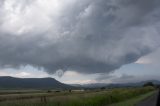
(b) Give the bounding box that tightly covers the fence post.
[156,89,160,106]
[40,96,47,104]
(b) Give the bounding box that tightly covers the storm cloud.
[0,0,160,75]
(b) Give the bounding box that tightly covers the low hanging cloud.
[0,0,160,75]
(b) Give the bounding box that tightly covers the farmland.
[0,87,155,106]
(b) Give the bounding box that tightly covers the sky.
[0,0,160,84]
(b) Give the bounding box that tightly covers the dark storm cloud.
[0,0,160,75]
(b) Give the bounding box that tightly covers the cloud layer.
[0,0,160,75]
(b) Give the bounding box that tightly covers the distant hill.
[71,80,160,89]
[0,76,74,89]
[1,76,159,89]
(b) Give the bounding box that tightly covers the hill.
[0,76,74,89]
[71,80,160,89]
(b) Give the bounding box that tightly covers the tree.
[100,87,106,90]
[143,82,154,87]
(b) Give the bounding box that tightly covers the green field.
[0,87,155,106]
[110,90,155,106]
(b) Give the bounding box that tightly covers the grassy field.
[0,87,155,106]
[110,90,155,106]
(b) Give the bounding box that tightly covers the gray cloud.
[95,73,115,82]
[111,74,160,84]
[111,74,135,83]
[0,0,160,75]
[95,73,160,84]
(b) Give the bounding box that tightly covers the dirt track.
[136,90,160,106]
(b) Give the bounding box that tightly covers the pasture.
[0,87,155,106]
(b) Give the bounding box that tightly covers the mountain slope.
[71,80,160,89]
[0,76,74,89]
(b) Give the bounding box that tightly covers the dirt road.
[136,90,160,106]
